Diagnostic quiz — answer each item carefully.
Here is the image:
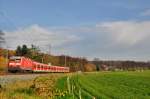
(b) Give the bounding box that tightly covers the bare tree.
[0,30,5,48]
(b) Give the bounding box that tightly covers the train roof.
[33,61,69,68]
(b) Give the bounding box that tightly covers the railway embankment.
[0,74,48,85]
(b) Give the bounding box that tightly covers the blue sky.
[1,0,150,28]
[1,0,150,61]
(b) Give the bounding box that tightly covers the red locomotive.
[8,56,69,73]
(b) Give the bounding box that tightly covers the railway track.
[0,72,51,76]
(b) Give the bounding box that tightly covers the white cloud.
[97,21,150,46]
[4,24,81,50]
[4,21,150,61]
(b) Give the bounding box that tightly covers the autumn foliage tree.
[84,63,96,72]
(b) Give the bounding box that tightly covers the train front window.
[10,57,21,63]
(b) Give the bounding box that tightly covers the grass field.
[1,71,150,99]
[56,71,150,99]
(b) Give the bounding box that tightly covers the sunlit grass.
[0,74,64,99]
[54,71,150,99]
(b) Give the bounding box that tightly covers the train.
[8,56,69,73]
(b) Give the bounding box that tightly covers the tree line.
[92,58,150,71]
[1,44,150,72]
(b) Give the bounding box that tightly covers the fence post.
[67,76,71,94]
[79,88,82,99]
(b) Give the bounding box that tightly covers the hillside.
[0,47,96,73]
[1,45,150,73]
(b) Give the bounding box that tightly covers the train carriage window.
[50,67,53,70]
[38,65,40,68]
[41,65,43,69]
[33,65,36,69]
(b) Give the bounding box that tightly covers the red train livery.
[8,56,69,73]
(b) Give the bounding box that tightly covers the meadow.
[1,71,150,99]
[56,71,150,99]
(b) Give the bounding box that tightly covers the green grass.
[55,71,150,99]
[1,71,150,99]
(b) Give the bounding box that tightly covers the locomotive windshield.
[9,56,21,62]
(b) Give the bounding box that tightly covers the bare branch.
[0,30,5,47]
